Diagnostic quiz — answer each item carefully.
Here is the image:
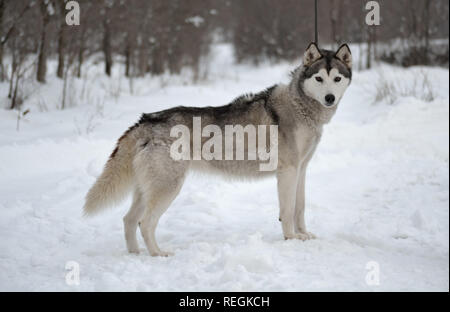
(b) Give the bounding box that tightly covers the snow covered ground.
[0,44,448,291]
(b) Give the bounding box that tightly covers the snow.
[0,44,448,291]
[185,16,205,27]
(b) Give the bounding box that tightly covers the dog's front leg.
[277,166,304,240]
[294,166,316,240]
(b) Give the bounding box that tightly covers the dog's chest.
[293,126,321,161]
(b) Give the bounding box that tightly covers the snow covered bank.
[0,45,448,291]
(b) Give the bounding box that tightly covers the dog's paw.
[150,250,174,257]
[285,232,316,241]
[300,231,316,240]
[127,248,140,254]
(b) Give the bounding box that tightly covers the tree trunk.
[56,2,66,79]
[0,44,4,82]
[57,31,65,78]
[423,0,431,65]
[0,0,5,82]
[10,54,22,110]
[373,27,378,61]
[37,0,50,83]
[8,65,15,99]
[125,42,131,77]
[8,47,17,98]
[76,26,86,78]
[10,69,20,110]
[36,28,48,82]
[77,43,84,78]
[61,66,69,109]
[366,28,373,69]
[103,18,112,76]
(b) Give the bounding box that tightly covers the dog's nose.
[325,94,335,105]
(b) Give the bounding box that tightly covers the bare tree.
[8,35,35,110]
[36,0,53,83]
[56,0,66,78]
[0,0,5,81]
[101,1,114,77]
[0,0,33,81]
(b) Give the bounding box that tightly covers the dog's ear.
[303,43,322,66]
[335,44,352,69]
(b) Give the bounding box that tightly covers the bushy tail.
[83,126,138,216]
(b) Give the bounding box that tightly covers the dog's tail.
[83,124,140,217]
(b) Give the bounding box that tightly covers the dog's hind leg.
[123,188,145,254]
[139,175,185,257]
[135,151,188,257]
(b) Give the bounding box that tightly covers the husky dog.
[83,43,352,256]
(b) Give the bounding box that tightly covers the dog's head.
[298,43,352,108]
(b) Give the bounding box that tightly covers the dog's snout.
[325,94,335,105]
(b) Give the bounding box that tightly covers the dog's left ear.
[335,44,352,68]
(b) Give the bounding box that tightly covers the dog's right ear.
[303,43,322,66]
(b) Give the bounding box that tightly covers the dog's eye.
[315,77,323,82]
[334,77,341,82]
